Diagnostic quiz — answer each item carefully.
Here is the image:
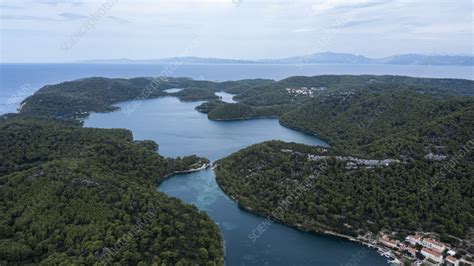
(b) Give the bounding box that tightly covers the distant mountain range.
[81,52,474,66]
[80,57,256,64]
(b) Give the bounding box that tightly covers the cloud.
[311,0,392,14]
[1,0,472,62]
[292,28,316,33]
[1,12,128,24]
[58,12,88,20]
[1,13,86,22]
[38,0,83,6]
[106,16,129,24]
[0,4,24,10]
[334,0,393,10]
[335,18,381,28]
[0,15,55,21]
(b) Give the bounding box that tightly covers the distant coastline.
[77,52,474,66]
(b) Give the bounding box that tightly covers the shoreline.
[79,93,394,263]
[207,115,280,121]
[158,162,211,185]
[159,162,391,264]
[213,165,397,264]
[157,162,227,263]
[164,162,210,176]
[202,112,333,148]
[278,119,333,146]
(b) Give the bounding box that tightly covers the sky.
[0,0,473,62]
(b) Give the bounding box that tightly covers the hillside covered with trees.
[280,90,474,157]
[212,76,474,254]
[22,75,473,122]
[19,77,274,119]
[215,140,474,252]
[8,74,474,262]
[197,75,474,124]
[0,115,223,265]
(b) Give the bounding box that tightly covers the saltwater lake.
[2,63,473,265]
[84,95,388,265]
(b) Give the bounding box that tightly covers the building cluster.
[285,87,327,97]
[378,234,461,265]
[307,154,400,169]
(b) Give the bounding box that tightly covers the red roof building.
[379,236,398,249]
[445,255,459,266]
[421,248,443,263]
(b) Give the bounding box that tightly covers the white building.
[447,250,456,256]
[421,248,443,264]
[421,238,446,253]
[406,235,422,246]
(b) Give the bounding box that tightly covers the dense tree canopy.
[280,90,474,157]
[9,74,474,261]
[211,76,474,253]
[215,141,473,250]
[20,77,274,119]
[0,115,223,265]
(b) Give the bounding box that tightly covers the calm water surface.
[84,96,389,266]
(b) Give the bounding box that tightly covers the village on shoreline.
[373,232,473,265]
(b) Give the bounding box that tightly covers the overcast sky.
[1,0,473,62]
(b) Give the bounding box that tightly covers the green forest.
[208,75,474,255]
[6,74,474,262]
[215,140,474,252]
[280,90,474,157]
[193,75,474,124]
[19,77,273,119]
[0,115,223,265]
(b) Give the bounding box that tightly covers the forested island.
[18,77,273,119]
[3,74,473,264]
